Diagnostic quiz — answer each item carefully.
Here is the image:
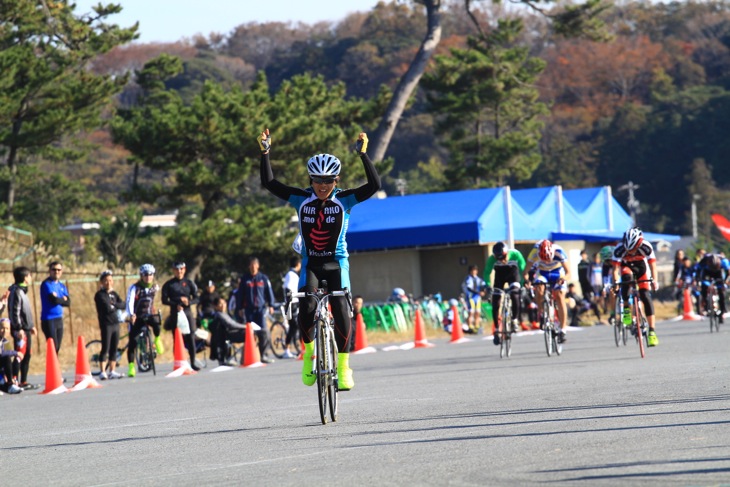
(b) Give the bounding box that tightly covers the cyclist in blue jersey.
[526,239,570,342]
[259,128,381,390]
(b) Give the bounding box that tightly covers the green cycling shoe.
[301,341,316,386]
[337,352,354,391]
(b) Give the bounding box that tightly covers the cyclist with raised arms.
[611,227,660,346]
[526,239,570,343]
[695,252,729,324]
[258,128,381,390]
[484,242,526,345]
[125,264,162,377]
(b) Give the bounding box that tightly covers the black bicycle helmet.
[493,242,507,259]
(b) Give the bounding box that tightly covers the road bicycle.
[290,281,350,425]
[87,312,161,375]
[703,278,724,333]
[491,288,516,358]
[606,283,627,347]
[534,280,562,357]
[269,301,302,359]
[615,279,651,358]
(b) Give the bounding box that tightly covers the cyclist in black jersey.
[259,128,380,390]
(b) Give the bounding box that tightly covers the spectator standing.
[40,261,70,354]
[282,256,301,359]
[198,280,220,319]
[236,256,276,364]
[462,265,486,333]
[161,261,200,370]
[577,250,593,302]
[1,318,22,394]
[93,271,125,380]
[8,266,37,390]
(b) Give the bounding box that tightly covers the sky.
[72,0,384,43]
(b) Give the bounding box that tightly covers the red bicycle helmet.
[538,240,554,262]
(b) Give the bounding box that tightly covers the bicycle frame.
[616,279,651,358]
[290,286,350,424]
[534,281,562,357]
[704,278,724,333]
[491,288,513,358]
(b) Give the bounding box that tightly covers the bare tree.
[370,0,443,163]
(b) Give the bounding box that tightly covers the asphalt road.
[2,317,729,487]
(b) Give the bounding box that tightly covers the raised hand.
[355,132,368,154]
[257,128,271,153]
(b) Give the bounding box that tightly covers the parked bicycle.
[534,280,562,357]
[615,279,651,358]
[269,301,301,359]
[290,281,350,425]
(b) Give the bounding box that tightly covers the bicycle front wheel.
[554,329,563,356]
[86,340,104,376]
[328,328,338,422]
[315,320,328,425]
[135,332,152,373]
[269,322,288,358]
[636,313,646,359]
[613,318,621,347]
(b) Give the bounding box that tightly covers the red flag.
[711,214,730,242]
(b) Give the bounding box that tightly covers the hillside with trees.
[2,0,730,284]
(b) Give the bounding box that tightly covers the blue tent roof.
[347,186,679,252]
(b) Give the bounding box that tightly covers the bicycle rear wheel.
[500,301,510,359]
[86,340,104,375]
[328,328,338,422]
[269,322,287,358]
[315,320,328,425]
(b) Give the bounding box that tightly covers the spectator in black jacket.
[7,266,37,390]
[94,271,125,379]
[161,261,200,370]
[236,256,275,364]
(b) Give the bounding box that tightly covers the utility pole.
[618,181,641,226]
[691,194,700,239]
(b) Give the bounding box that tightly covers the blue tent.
[347,186,678,252]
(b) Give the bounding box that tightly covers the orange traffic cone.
[70,336,101,391]
[449,305,471,344]
[682,287,701,321]
[241,322,266,368]
[413,308,435,348]
[353,313,377,353]
[166,328,196,377]
[41,338,68,395]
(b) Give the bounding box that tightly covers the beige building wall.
[420,246,488,299]
[349,249,421,302]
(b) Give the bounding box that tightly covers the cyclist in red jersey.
[611,227,660,347]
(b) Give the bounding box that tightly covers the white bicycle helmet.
[139,263,156,275]
[307,153,341,177]
[623,227,643,251]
